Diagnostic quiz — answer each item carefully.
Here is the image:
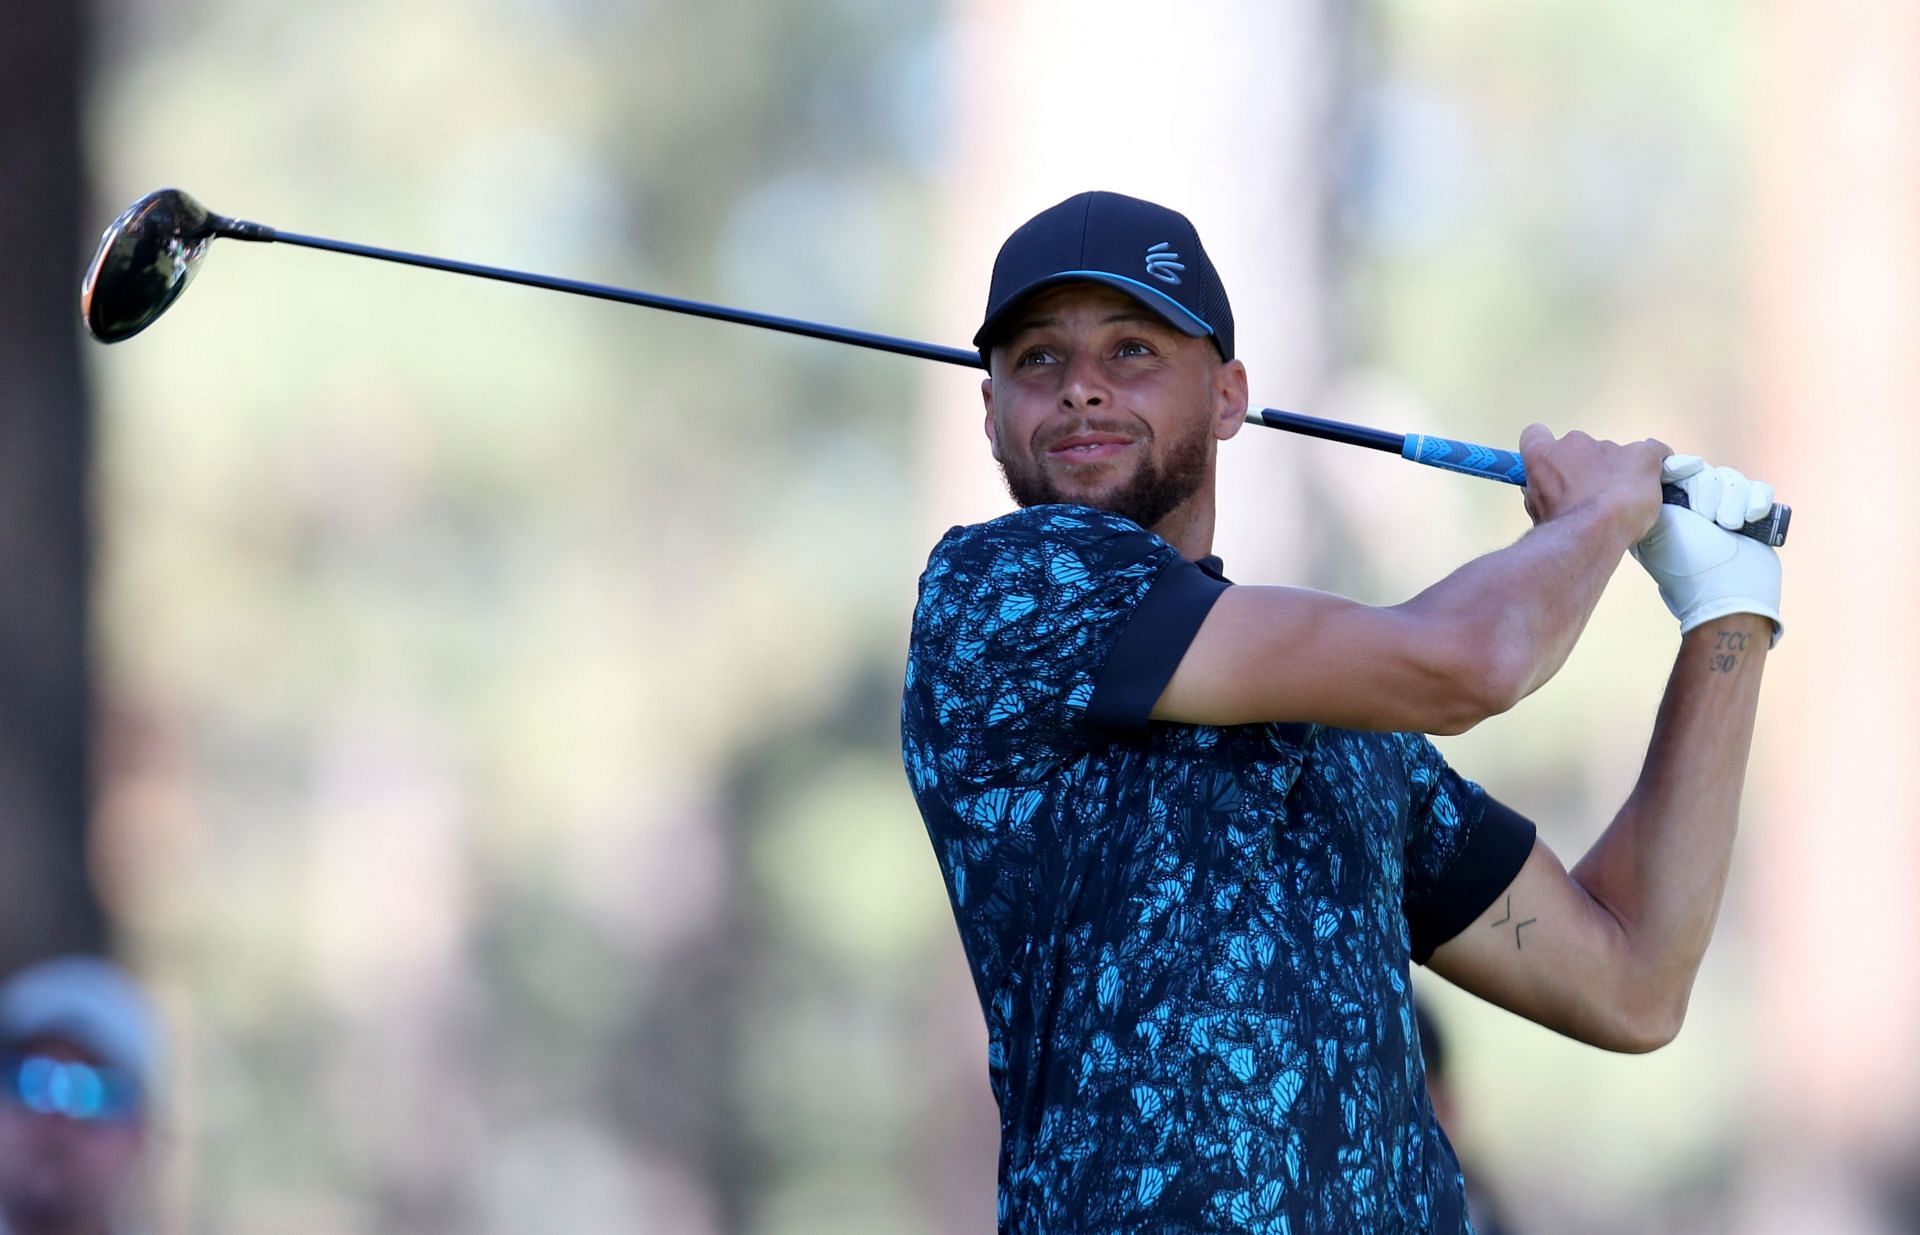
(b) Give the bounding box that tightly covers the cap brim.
[973,271,1216,354]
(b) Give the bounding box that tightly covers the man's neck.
[1149,495,1217,562]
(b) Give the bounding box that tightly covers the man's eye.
[1017,348,1056,367]
[1116,340,1152,357]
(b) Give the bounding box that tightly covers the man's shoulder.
[925,503,1164,574]
[908,504,1177,661]
[1302,724,1432,763]
[1299,725,1466,799]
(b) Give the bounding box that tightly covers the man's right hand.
[1517,423,1669,546]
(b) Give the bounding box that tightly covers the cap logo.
[1144,242,1185,285]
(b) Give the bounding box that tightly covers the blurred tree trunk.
[0,0,107,972]
[1753,0,1920,1134]
[920,3,1354,1229]
[1746,0,1920,1217]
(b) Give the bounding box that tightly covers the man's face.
[981,282,1246,532]
[0,1039,145,1235]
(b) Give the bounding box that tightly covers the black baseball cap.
[974,191,1235,364]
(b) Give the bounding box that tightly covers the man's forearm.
[1567,614,1770,1029]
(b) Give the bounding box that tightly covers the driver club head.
[81,188,222,343]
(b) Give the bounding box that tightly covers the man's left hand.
[1658,454,1775,532]
[1630,455,1783,645]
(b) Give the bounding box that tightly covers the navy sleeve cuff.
[1407,793,1538,965]
[1085,555,1232,737]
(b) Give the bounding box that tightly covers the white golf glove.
[1629,455,1784,646]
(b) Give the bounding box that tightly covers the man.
[0,956,161,1235]
[900,191,1779,1231]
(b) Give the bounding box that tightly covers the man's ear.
[981,376,1002,461]
[1213,358,1249,441]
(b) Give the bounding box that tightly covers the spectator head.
[0,956,160,1235]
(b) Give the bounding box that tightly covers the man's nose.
[1060,351,1107,409]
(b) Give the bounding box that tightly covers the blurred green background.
[16,0,1918,1231]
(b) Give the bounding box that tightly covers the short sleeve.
[903,505,1220,781]
[1399,736,1537,964]
[1085,554,1231,736]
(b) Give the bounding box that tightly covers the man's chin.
[1016,463,1134,510]
[1015,483,1127,516]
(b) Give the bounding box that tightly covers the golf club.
[82,188,1790,546]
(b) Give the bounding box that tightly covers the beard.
[998,412,1213,532]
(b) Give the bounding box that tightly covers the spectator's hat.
[0,955,160,1101]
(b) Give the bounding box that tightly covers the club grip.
[1661,483,1791,547]
[1401,434,1791,546]
[1400,433,1528,485]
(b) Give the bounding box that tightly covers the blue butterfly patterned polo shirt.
[900,505,1537,1234]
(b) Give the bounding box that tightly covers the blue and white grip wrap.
[1400,432,1791,547]
[1400,433,1528,486]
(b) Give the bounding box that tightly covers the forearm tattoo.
[1489,895,1538,950]
[1709,629,1751,674]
